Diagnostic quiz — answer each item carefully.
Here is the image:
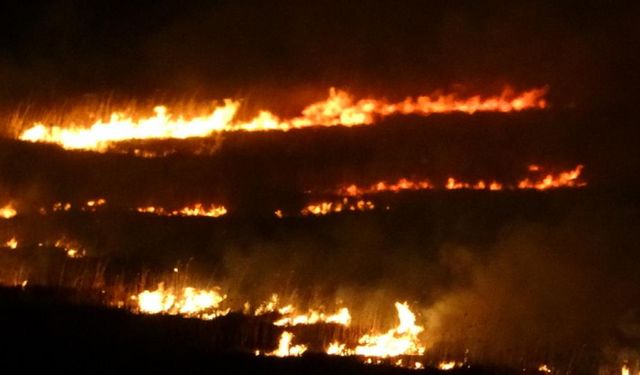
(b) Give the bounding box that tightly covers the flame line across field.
[19,87,547,151]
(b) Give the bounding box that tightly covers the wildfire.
[301,199,374,216]
[54,238,86,258]
[19,87,547,151]
[137,204,227,218]
[267,331,308,357]
[4,237,18,249]
[353,302,425,357]
[337,165,584,196]
[518,165,585,190]
[274,307,351,327]
[134,283,229,319]
[0,204,17,219]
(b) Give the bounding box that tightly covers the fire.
[622,365,630,375]
[137,204,227,218]
[0,204,17,219]
[301,199,374,216]
[19,87,547,152]
[4,237,18,249]
[135,283,228,319]
[518,165,585,190]
[354,302,425,357]
[267,331,307,357]
[438,361,463,370]
[337,165,584,196]
[54,238,86,258]
[254,294,351,327]
[274,307,352,327]
[539,364,552,373]
[83,198,106,211]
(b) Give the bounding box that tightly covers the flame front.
[354,302,425,357]
[137,204,227,218]
[0,204,17,219]
[135,283,228,319]
[267,331,308,357]
[337,165,584,196]
[19,87,547,152]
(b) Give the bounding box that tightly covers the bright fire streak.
[268,331,307,357]
[135,284,228,319]
[137,204,227,218]
[301,199,374,216]
[438,361,461,370]
[518,165,585,190]
[622,365,630,375]
[274,307,352,327]
[0,204,17,219]
[354,302,425,357]
[20,87,547,151]
[4,237,18,249]
[338,165,584,196]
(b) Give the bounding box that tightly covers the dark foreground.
[0,286,518,375]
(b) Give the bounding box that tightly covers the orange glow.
[4,237,18,249]
[518,165,585,190]
[354,302,425,357]
[0,204,17,219]
[301,198,374,216]
[267,331,307,357]
[20,87,548,152]
[137,204,227,218]
[336,165,584,196]
[135,283,229,319]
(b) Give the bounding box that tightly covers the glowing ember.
[539,364,552,373]
[4,237,18,249]
[137,204,227,218]
[268,331,307,357]
[301,199,374,216]
[54,238,86,258]
[0,204,17,219]
[83,198,106,211]
[438,361,461,370]
[20,87,547,151]
[354,302,425,357]
[135,284,228,319]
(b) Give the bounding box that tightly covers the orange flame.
[20,87,547,151]
[0,204,17,219]
[137,204,227,218]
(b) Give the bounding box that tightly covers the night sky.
[0,1,637,113]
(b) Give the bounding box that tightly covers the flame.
[337,165,584,196]
[539,364,552,373]
[622,365,630,375]
[354,302,425,357]
[518,165,585,190]
[83,198,106,211]
[135,283,228,319]
[54,238,86,258]
[137,204,227,218]
[4,237,18,249]
[438,361,462,371]
[0,204,17,219]
[268,331,307,357]
[52,202,72,212]
[274,307,351,327]
[301,199,374,216]
[20,87,547,152]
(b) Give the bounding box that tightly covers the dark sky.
[0,1,638,111]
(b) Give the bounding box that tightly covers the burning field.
[1,1,639,374]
